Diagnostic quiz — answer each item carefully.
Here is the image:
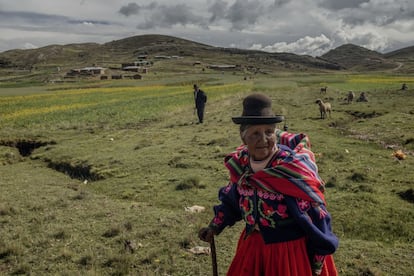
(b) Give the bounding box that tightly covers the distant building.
[122,66,140,72]
[154,55,182,59]
[154,55,171,59]
[80,67,105,75]
[122,60,152,67]
[123,74,143,80]
[207,64,237,70]
[67,66,105,76]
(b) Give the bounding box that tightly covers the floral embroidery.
[276,204,289,218]
[297,199,310,211]
[312,254,325,275]
[261,201,276,216]
[223,184,232,194]
[259,217,270,227]
[318,206,328,219]
[241,198,250,212]
[257,199,275,228]
[213,211,224,225]
[257,190,284,201]
[257,199,290,228]
[259,190,269,199]
[237,186,254,196]
[275,193,284,201]
[314,254,325,263]
[246,214,255,225]
[239,197,255,225]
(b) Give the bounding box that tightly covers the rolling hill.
[0,34,339,72]
[320,43,399,71]
[0,34,413,83]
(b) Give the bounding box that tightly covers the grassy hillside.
[2,35,414,88]
[383,45,414,74]
[1,72,413,275]
[0,34,361,87]
[320,44,398,71]
[0,34,341,71]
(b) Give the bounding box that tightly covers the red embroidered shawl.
[224,130,326,204]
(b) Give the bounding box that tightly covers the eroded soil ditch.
[0,139,104,181]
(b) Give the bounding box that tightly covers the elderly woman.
[199,93,338,276]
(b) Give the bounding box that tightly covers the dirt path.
[392,61,404,71]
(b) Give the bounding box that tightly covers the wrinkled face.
[241,124,276,161]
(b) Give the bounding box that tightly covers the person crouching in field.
[193,84,207,124]
[199,93,338,276]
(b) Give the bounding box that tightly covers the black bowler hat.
[232,93,284,124]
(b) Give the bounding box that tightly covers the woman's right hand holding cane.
[198,227,215,243]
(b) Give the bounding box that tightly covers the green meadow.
[1,72,414,275]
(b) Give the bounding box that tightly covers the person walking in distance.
[193,84,207,123]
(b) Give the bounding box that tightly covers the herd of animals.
[313,84,409,120]
[315,87,369,119]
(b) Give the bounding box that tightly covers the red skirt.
[227,230,337,276]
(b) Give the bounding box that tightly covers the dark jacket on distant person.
[194,85,207,123]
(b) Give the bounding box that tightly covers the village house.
[66,66,105,76]
[207,64,238,70]
[122,66,140,72]
[122,60,152,68]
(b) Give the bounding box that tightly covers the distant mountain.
[384,45,414,59]
[0,43,100,69]
[320,44,399,71]
[0,34,413,76]
[104,34,214,53]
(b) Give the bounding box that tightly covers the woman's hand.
[198,227,215,243]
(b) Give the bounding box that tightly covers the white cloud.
[250,34,333,56]
[0,0,413,55]
[24,42,38,49]
[331,22,391,52]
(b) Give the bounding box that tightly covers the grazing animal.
[356,92,368,102]
[315,99,331,119]
[347,91,355,104]
[124,240,137,253]
[320,86,327,94]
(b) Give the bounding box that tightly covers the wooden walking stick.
[210,235,218,276]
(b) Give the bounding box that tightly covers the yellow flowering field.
[0,82,250,130]
[348,74,414,84]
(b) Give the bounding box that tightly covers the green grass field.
[1,72,414,275]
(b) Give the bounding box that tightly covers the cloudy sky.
[1,0,414,56]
